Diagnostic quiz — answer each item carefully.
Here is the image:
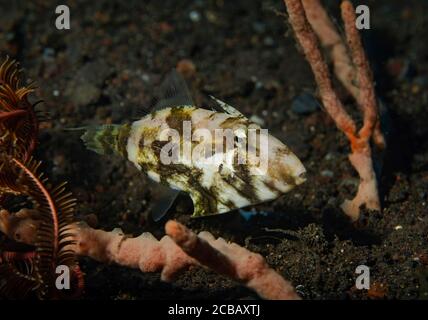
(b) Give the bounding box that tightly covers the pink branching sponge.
[0,209,300,300]
[165,220,299,300]
[283,0,386,221]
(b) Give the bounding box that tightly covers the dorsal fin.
[133,70,195,120]
[208,95,245,117]
[153,70,194,110]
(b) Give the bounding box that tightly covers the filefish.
[80,71,306,220]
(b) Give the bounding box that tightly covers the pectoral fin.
[149,184,181,222]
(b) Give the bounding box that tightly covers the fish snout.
[294,169,307,186]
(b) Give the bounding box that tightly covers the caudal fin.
[80,124,130,157]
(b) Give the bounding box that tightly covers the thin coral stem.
[284,0,357,143]
[341,150,380,220]
[372,120,385,148]
[301,0,385,150]
[283,0,382,220]
[301,0,360,99]
[340,0,385,149]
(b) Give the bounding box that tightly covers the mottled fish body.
[82,102,306,217]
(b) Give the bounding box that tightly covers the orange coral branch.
[301,0,385,150]
[301,0,360,99]
[166,220,300,300]
[284,0,357,142]
[0,210,300,300]
[340,1,385,149]
[283,0,382,220]
[341,1,375,141]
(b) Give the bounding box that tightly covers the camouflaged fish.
[80,71,306,220]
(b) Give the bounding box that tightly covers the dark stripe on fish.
[219,116,250,128]
[156,162,218,216]
[138,134,145,149]
[231,153,260,203]
[166,106,192,135]
[117,124,131,158]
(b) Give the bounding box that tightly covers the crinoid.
[0,55,82,299]
[0,249,39,299]
[0,156,83,299]
[0,57,41,161]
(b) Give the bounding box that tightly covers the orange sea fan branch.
[283,0,382,220]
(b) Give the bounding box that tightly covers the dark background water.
[1,0,427,299]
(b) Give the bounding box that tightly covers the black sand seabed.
[0,0,427,299]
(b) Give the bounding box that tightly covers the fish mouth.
[284,152,307,186]
[294,171,307,185]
